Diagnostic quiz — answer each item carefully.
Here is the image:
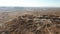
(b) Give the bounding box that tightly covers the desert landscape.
[0,7,60,34]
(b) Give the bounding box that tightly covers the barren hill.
[0,14,60,34]
[0,7,60,34]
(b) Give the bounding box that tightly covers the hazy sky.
[0,0,60,7]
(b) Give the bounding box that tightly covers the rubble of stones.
[0,14,60,34]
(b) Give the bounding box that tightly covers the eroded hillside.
[0,7,60,34]
[0,14,60,34]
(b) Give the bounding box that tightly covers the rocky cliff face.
[0,14,60,34]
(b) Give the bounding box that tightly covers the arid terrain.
[0,7,60,34]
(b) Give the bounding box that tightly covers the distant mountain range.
[0,7,60,12]
[0,7,25,11]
